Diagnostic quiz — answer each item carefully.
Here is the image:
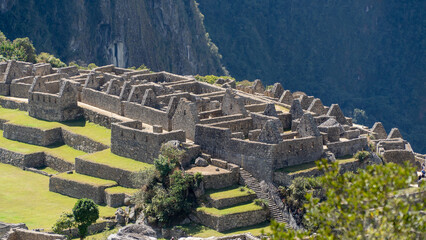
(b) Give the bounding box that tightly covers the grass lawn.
[0,106,111,145]
[0,163,116,230]
[275,104,290,113]
[0,130,86,163]
[80,149,153,172]
[105,186,139,195]
[206,186,255,200]
[177,222,271,237]
[55,172,117,187]
[278,155,358,175]
[74,228,119,240]
[197,202,264,216]
[37,167,59,175]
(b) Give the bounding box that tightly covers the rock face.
[0,0,224,75]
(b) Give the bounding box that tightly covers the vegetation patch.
[206,186,255,200]
[194,75,234,84]
[80,149,152,172]
[275,105,290,113]
[55,172,117,187]
[197,202,263,216]
[105,186,139,195]
[0,163,115,230]
[278,156,358,175]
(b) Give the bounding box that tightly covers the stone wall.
[81,88,123,115]
[327,137,368,157]
[111,121,186,164]
[82,106,124,129]
[195,208,268,232]
[49,175,117,204]
[5,228,66,240]
[273,136,323,168]
[3,123,63,146]
[61,129,109,153]
[45,154,74,172]
[0,97,28,111]
[10,83,31,98]
[0,148,44,168]
[123,101,171,131]
[75,157,135,188]
[208,193,256,209]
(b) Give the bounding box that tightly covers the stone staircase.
[239,169,291,227]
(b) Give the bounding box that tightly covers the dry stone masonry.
[0,60,424,233]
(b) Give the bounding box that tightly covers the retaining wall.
[61,129,109,153]
[3,123,63,146]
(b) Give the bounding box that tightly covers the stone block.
[3,123,63,146]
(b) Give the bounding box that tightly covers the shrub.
[132,144,200,226]
[354,150,370,161]
[254,198,268,208]
[12,37,36,63]
[52,212,75,240]
[194,74,234,84]
[36,52,66,68]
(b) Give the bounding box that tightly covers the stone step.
[49,171,117,204]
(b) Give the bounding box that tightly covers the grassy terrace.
[55,171,117,187]
[80,149,153,172]
[105,186,140,195]
[206,186,255,200]
[0,130,86,163]
[177,222,271,237]
[275,104,290,113]
[0,163,116,230]
[197,202,263,216]
[278,155,358,175]
[0,107,111,145]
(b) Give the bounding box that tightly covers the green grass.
[278,156,358,175]
[37,167,59,175]
[0,163,116,230]
[206,186,255,200]
[0,130,86,163]
[105,186,139,195]
[197,202,264,216]
[275,104,290,113]
[177,222,271,237]
[74,227,119,240]
[55,172,117,187]
[80,149,152,172]
[0,106,111,145]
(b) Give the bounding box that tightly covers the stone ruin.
[0,59,424,234]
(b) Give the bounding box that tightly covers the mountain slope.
[197,0,425,153]
[0,0,224,75]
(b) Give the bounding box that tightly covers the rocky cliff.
[0,0,224,75]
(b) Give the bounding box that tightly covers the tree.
[266,160,426,239]
[36,52,66,68]
[132,144,202,226]
[72,198,99,240]
[12,37,36,62]
[52,212,76,240]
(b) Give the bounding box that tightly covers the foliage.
[12,37,36,62]
[354,150,370,162]
[52,212,75,240]
[253,199,268,208]
[36,52,66,68]
[266,160,425,239]
[279,177,324,226]
[129,64,150,71]
[132,145,201,226]
[236,80,253,87]
[194,74,234,84]
[72,198,100,240]
[352,108,368,124]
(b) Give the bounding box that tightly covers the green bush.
[194,74,234,84]
[354,150,370,162]
[36,52,66,68]
[52,212,75,240]
[12,38,36,63]
[132,144,200,226]
[254,198,268,208]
